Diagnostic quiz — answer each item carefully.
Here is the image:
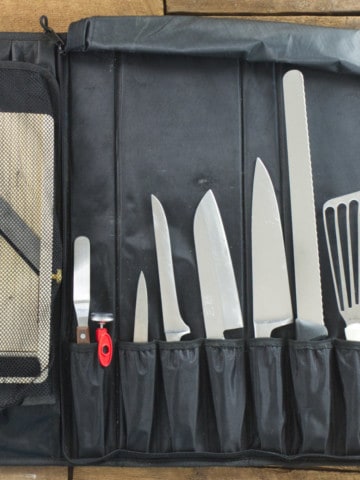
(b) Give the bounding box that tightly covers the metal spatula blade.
[323,191,360,340]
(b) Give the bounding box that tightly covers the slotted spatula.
[323,191,360,340]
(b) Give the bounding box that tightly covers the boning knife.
[151,195,190,341]
[194,189,243,339]
[73,236,91,344]
[133,271,148,342]
[251,158,293,337]
[283,70,327,340]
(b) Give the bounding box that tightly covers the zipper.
[40,15,65,53]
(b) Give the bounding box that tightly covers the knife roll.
[66,338,355,459]
[0,65,61,406]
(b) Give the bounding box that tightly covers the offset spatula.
[194,189,243,339]
[73,236,91,344]
[323,192,360,340]
[252,158,293,337]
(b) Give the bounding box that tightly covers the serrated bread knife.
[194,189,243,339]
[151,195,191,341]
[73,236,91,344]
[252,158,293,337]
[133,271,148,342]
[283,70,327,340]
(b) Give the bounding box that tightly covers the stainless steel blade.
[283,69,327,340]
[323,191,360,341]
[194,189,243,339]
[133,271,148,342]
[151,195,190,341]
[252,158,293,337]
[73,236,90,343]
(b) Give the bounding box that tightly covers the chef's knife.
[251,158,293,337]
[283,70,327,340]
[73,236,91,344]
[133,271,148,342]
[194,189,243,339]
[151,195,190,341]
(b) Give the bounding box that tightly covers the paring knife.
[133,271,148,342]
[194,189,243,339]
[151,195,191,341]
[283,70,327,340]
[251,158,293,337]
[73,236,91,344]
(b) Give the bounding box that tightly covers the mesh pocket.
[0,64,60,405]
[0,111,55,383]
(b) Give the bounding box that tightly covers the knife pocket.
[69,343,116,459]
[289,339,333,454]
[334,340,360,455]
[118,341,157,452]
[205,339,247,453]
[248,338,289,454]
[158,340,202,452]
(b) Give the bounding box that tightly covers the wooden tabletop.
[1,0,360,478]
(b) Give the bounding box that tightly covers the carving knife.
[283,70,327,340]
[133,271,148,342]
[251,158,293,337]
[194,189,243,339]
[151,195,190,341]
[73,236,91,344]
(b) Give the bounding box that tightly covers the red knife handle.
[96,327,113,367]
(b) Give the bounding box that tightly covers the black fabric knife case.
[1,15,360,466]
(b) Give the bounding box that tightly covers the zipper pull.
[40,16,65,53]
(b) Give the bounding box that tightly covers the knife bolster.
[77,326,90,344]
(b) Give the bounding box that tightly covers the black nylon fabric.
[119,342,157,452]
[289,340,333,454]
[248,339,287,454]
[65,16,360,75]
[205,340,247,453]
[334,340,360,456]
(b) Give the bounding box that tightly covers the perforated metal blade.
[151,195,190,341]
[252,158,293,337]
[194,190,243,339]
[323,191,360,341]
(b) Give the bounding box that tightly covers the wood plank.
[73,466,360,480]
[0,0,164,33]
[219,15,360,28]
[166,0,360,15]
[0,467,68,479]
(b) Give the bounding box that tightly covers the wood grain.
[0,0,358,478]
[166,0,360,15]
[0,0,164,32]
[214,15,360,28]
[0,467,68,479]
[73,467,360,480]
